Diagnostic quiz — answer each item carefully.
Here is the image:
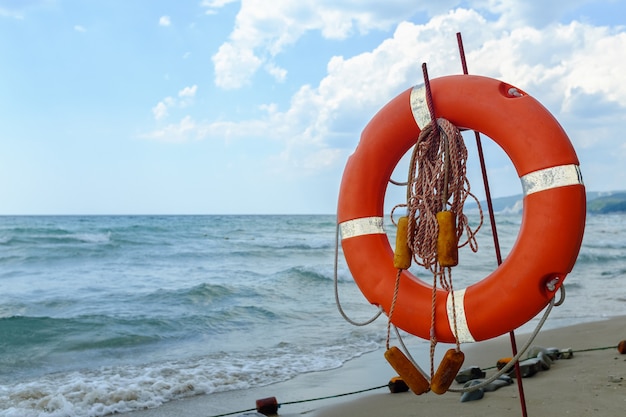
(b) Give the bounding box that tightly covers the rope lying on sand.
[208,385,387,417]
[206,344,620,417]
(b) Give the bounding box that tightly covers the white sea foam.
[0,338,382,417]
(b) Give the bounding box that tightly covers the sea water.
[0,213,624,416]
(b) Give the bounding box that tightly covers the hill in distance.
[466,190,626,214]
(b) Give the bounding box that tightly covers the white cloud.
[159,16,171,27]
[141,116,198,143]
[152,101,169,121]
[265,62,287,83]
[209,0,617,90]
[212,42,262,89]
[141,115,272,144]
[211,0,436,89]
[0,0,57,19]
[478,0,592,28]
[150,86,197,120]
[178,85,198,98]
[561,29,626,106]
[200,0,239,15]
[147,3,626,192]
[74,25,86,32]
[177,85,197,109]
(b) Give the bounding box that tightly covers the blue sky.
[1,0,625,214]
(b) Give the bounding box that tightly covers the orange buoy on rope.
[436,210,458,267]
[337,75,586,343]
[431,348,465,394]
[256,396,279,415]
[393,216,413,270]
[388,376,410,393]
[384,346,430,395]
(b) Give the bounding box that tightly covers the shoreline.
[115,315,626,417]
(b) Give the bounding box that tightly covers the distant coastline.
[467,190,626,214]
[585,191,626,213]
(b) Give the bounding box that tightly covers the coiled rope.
[391,116,483,378]
[402,118,483,272]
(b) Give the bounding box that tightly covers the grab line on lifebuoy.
[337,75,586,343]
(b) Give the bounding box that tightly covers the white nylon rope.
[333,222,383,326]
[448,286,564,393]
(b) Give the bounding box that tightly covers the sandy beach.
[115,315,625,417]
[313,316,626,417]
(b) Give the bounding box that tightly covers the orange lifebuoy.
[337,75,586,343]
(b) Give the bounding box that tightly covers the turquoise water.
[0,214,624,416]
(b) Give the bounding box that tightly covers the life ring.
[337,75,586,343]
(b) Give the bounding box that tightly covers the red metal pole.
[456,31,529,417]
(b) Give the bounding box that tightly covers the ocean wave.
[228,240,334,254]
[580,240,626,250]
[147,282,240,304]
[279,266,332,283]
[0,333,382,417]
[0,315,165,356]
[562,281,583,290]
[574,249,625,264]
[599,268,626,279]
[0,227,112,245]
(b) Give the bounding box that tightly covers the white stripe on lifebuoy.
[521,164,584,196]
[446,288,475,343]
[410,84,431,129]
[340,217,385,239]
